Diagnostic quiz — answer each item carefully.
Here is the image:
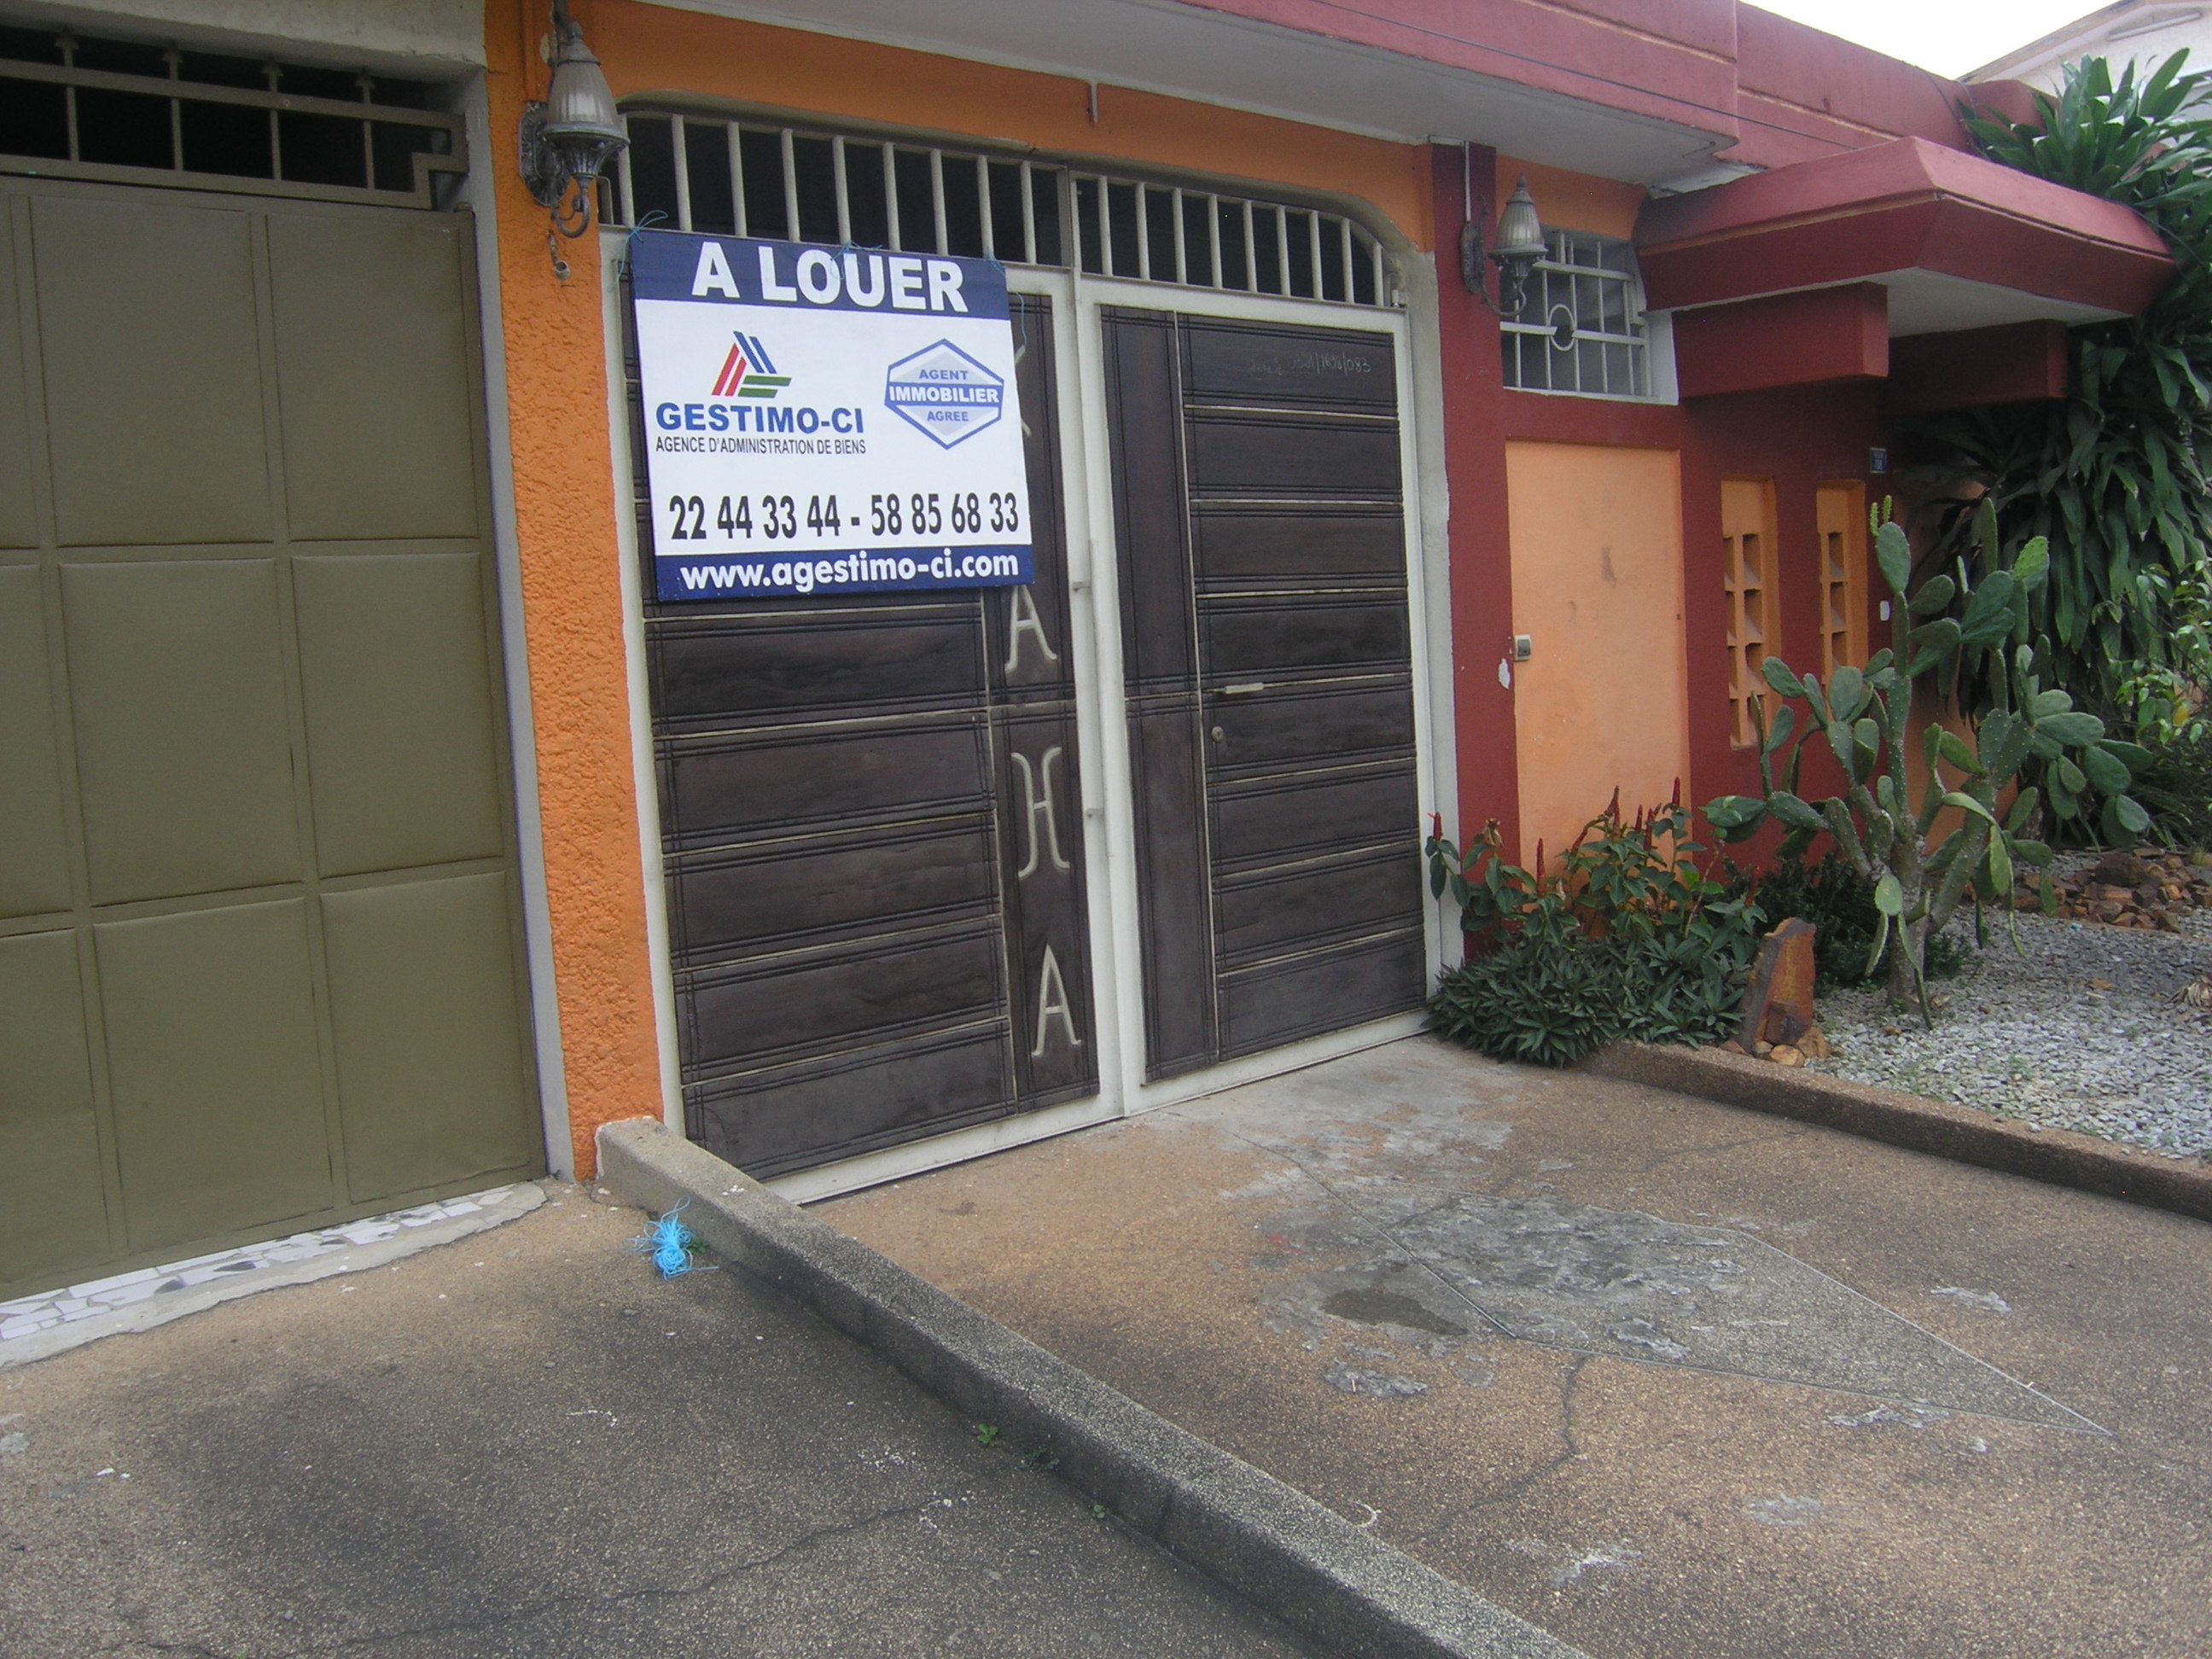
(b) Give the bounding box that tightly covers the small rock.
[0,1432,26,1457]
[1769,1045,1805,1068]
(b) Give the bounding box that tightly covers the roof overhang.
[1635,136,2175,336]
[652,0,1748,184]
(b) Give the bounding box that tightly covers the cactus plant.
[1704,504,2145,1020]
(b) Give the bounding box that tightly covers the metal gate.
[0,176,538,1295]
[631,293,1097,1179]
[1103,308,1426,1079]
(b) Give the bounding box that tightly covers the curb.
[596,1119,1585,1659]
[1583,1041,2212,1225]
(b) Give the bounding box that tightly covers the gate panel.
[639,293,1096,1178]
[1106,307,1425,1080]
[31,194,271,548]
[0,931,107,1285]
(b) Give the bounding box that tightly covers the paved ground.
[825,1037,2212,1659]
[0,1188,1315,1659]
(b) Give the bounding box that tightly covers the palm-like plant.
[1917,55,2212,746]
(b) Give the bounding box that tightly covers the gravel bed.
[1806,879,2212,1158]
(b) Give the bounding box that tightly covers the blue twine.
[631,1202,709,1278]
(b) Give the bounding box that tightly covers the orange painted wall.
[487,0,664,1175]
[574,0,1435,248]
[1494,154,1644,240]
[1505,442,1691,867]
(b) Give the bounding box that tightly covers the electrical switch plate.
[1511,634,1534,661]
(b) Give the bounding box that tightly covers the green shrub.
[1725,851,1964,992]
[1424,797,1767,1068]
[2130,726,2212,847]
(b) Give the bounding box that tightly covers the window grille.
[1722,478,1779,749]
[1816,480,1867,679]
[613,110,1398,309]
[1501,230,1650,399]
[0,23,463,207]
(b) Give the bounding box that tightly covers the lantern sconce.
[1458,143,1546,317]
[518,0,628,275]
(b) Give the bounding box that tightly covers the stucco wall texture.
[487,0,662,1176]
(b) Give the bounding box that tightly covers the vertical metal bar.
[1020,160,1037,264]
[670,116,693,232]
[833,135,852,244]
[616,119,637,226]
[780,127,800,242]
[166,49,186,174]
[1275,205,1290,295]
[1340,218,1354,303]
[1171,189,1187,284]
[976,154,993,258]
[58,34,79,163]
[1372,236,1386,305]
[265,62,282,181]
[1241,201,1256,294]
[929,148,948,254]
[1097,176,1112,276]
[356,71,374,189]
[727,123,747,236]
[882,143,900,250]
[1134,183,1150,282]
[1308,211,1324,300]
[1208,195,1223,288]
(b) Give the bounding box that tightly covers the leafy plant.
[1424,796,1767,1065]
[1725,849,1964,991]
[1925,54,2212,719]
[2132,725,2212,845]
[1705,510,2135,1018]
[973,1423,999,1447]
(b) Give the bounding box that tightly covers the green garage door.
[0,178,540,1297]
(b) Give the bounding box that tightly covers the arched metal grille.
[613,110,1400,310]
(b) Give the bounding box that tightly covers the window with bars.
[0,23,463,207]
[1722,477,1779,749]
[1501,230,1650,399]
[612,111,1398,309]
[1815,480,1867,679]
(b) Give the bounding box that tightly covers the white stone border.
[0,1184,547,1371]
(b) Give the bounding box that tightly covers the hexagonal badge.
[883,339,1005,448]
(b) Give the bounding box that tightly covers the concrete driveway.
[824,1036,2212,1659]
[0,1187,1314,1659]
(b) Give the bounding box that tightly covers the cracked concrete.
[824,1035,2212,1659]
[0,1187,1315,1659]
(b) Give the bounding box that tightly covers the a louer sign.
[628,229,1035,601]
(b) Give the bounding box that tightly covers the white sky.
[1750,1,2110,78]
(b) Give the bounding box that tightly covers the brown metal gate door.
[1104,308,1425,1080]
[637,294,1096,1178]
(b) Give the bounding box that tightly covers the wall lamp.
[1458,143,1545,316]
[519,0,627,265]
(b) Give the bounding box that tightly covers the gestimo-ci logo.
[709,330,790,399]
[884,341,1003,448]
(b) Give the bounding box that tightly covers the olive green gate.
[0,175,541,1296]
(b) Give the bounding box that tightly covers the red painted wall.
[1673,284,1889,399]
[1428,143,1522,859]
